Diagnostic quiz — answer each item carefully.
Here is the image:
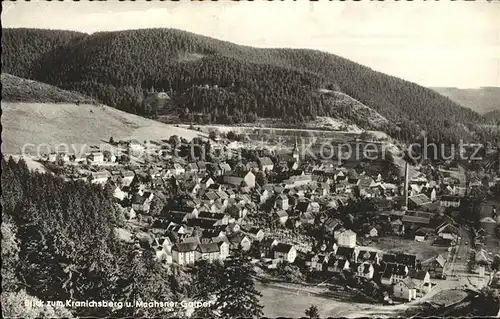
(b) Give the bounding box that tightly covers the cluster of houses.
[304,227,449,302]
[40,136,474,302]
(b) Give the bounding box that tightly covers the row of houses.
[152,227,298,266]
[305,249,435,301]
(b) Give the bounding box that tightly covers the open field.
[1,102,206,155]
[430,289,468,306]
[256,282,367,317]
[258,277,475,318]
[2,73,96,104]
[372,237,450,261]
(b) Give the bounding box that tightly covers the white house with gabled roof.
[337,229,357,248]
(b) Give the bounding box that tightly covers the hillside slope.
[2,102,205,155]
[2,28,490,144]
[2,73,96,104]
[431,87,500,115]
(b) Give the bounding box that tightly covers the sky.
[3,0,500,88]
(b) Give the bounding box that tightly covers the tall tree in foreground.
[112,247,175,317]
[1,219,20,292]
[213,250,263,318]
[189,260,224,317]
[305,305,320,318]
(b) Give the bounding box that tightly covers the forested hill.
[1,28,86,80]
[1,28,491,144]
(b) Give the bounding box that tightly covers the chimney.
[403,161,409,210]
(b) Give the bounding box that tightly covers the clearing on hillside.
[1,102,206,155]
[1,73,96,104]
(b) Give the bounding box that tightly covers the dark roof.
[201,229,222,238]
[408,194,431,206]
[225,169,253,178]
[382,253,396,263]
[323,218,341,230]
[432,237,455,246]
[198,211,226,220]
[395,253,417,267]
[361,263,373,274]
[335,247,355,259]
[182,236,201,244]
[164,211,189,224]
[228,232,248,244]
[152,219,169,229]
[374,198,393,210]
[440,195,461,202]
[328,258,348,269]
[351,262,361,271]
[204,191,219,201]
[261,238,278,248]
[357,176,375,188]
[197,243,220,253]
[390,210,406,217]
[409,269,429,280]
[186,218,217,229]
[395,264,408,276]
[208,183,221,189]
[422,254,447,268]
[358,250,379,261]
[382,263,397,278]
[296,201,311,212]
[274,243,294,254]
[402,215,430,225]
[258,157,274,166]
[245,226,263,235]
[415,227,434,235]
[399,277,417,289]
[173,242,198,252]
[131,194,147,205]
[413,211,435,219]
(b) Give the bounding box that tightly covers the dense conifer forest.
[1,156,263,317]
[2,28,495,144]
[0,157,179,316]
